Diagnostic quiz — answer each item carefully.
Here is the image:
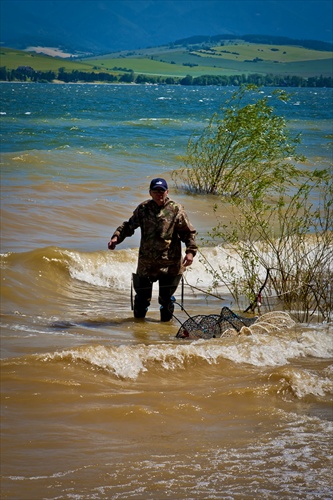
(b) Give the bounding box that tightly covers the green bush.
[176,85,333,322]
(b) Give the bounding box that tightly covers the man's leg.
[132,274,153,319]
[158,274,182,322]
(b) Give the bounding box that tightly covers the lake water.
[1,83,332,499]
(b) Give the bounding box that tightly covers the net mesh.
[240,311,296,335]
[176,306,257,339]
[175,307,295,339]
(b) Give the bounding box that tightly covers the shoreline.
[0,80,139,85]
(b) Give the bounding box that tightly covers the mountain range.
[1,0,332,56]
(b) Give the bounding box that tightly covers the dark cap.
[149,178,168,191]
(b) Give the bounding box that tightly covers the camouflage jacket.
[112,198,197,278]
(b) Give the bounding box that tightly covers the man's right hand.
[108,237,118,250]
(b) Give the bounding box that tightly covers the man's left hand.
[183,252,194,267]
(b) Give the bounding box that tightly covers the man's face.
[150,188,168,206]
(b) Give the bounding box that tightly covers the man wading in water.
[108,178,197,321]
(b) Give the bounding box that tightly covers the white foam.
[60,245,235,293]
[283,367,333,398]
[63,249,137,289]
[41,325,333,380]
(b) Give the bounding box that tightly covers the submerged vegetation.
[172,86,305,196]
[174,85,332,322]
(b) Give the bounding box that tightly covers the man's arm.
[177,208,198,262]
[107,206,141,250]
[183,251,194,267]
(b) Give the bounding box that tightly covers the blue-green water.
[1,83,332,156]
[1,83,332,252]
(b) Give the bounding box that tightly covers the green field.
[85,56,241,77]
[0,48,103,73]
[194,43,333,62]
[1,41,332,79]
[85,42,333,78]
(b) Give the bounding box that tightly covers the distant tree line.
[0,66,120,83]
[0,65,57,83]
[178,73,333,88]
[0,66,332,88]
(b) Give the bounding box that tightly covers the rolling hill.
[86,39,333,79]
[1,35,332,85]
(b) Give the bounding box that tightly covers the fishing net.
[175,306,258,339]
[175,307,295,339]
[238,311,296,336]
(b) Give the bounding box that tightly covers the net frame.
[175,306,257,339]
